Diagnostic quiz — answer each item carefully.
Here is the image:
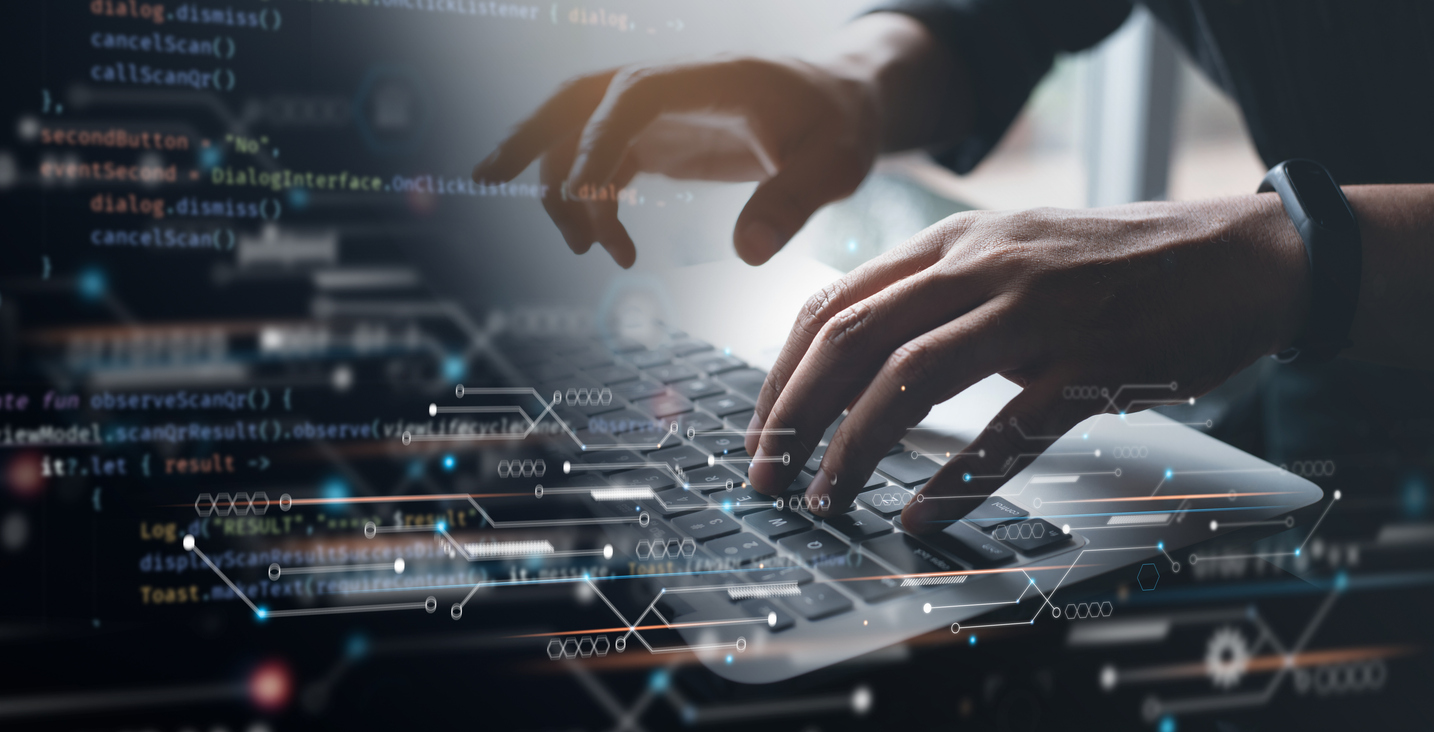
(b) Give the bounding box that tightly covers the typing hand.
[471,57,880,268]
[743,197,1311,533]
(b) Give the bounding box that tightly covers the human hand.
[471,56,880,268]
[742,196,1312,533]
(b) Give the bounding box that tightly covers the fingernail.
[737,220,782,264]
[748,447,779,496]
[744,413,762,454]
[807,469,833,515]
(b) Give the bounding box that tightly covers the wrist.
[816,13,971,153]
[1234,193,1314,355]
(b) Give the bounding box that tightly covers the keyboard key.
[692,432,745,455]
[778,529,848,566]
[602,337,645,354]
[715,369,767,400]
[567,348,614,370]
[714,486,775,515]
[745,509,812,540]
[862,532,963,575]
[990,518,1071,554]
[932,520,1015,567]
[738,598,794,632]
[584,363,641,385]
[818,558,907,603]
[670,378,726,401]
[787,470,815,495]
[613,378,666,402]
[856,487,914,517]
[528,359,574,381]
[783,585,852,621]
[668,339,714,357]
[576,449,644,473]
[692,354,745,374]
[610,468,676,493]
[677,411,725,435]
[650,488,707,516]
[645,363,699,384]
[675,509,741,541]
[696,393,754,418]
[805,444,828,472]
[725,409,757,431]
[960,496,1030,528]
[746,564,814,585]
[706,533,776,564]
[586,408,654,435]
[632,393,694,420]
[626,349,672,369]
[683,465,743,493]
[823,509,893,541]
[649,444,709,471]
[876,452,943,487]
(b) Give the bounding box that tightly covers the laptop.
[442,254,1325,683]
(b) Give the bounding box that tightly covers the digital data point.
[182,534,195,551]
[1209,520,1219,532]
[708,455,715,467]
[394,558,405,574]
[603,544,613,559]
[428,403,437,417]
[768,612,777,627]
[1334,490,1342,500]
[563,461,571,474]
[922,603,932,614]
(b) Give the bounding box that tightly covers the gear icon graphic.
[1205,626,1251,689]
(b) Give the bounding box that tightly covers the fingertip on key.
[744,412,762,454]
[748,448,779,496]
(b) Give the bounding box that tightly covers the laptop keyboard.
[508,329,1084,633]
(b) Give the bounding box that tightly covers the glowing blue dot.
[1120,411,1127,418]
[346,634,369,659]
[1159,715,1177,732]
[1165,469,1174,479]
[1294,548,1301,557]
[583,573,590,580]
[968,635,976,646]
[321,478,348,500]
[198,146,223,169]
[77,268,107,300]
[846,238,858,253]
[1029,578,1036,584]
[255,606,269,620]
[726,654,733,664]
[287,187,310,210]
[963,473,971,482]
[436,521,447,532]
[723,347,732,356]
[1157,542,1165,551]
[442,454,456,471]
[722,501,732,510]
[443,355,466,381]
[1082,433,1089,440]
[1334,571,1348,592]
[649,669,669,691]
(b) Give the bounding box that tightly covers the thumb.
[732,133,869,265]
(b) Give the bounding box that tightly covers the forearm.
[1342,184,1434,368]
[813,12,973,154]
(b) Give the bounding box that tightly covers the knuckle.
[819,299,877,352]
[796,283,847,339]
[887,340,941,390]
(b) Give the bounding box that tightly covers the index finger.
[473,70,616,183]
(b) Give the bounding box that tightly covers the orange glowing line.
[1040,491,1294,504]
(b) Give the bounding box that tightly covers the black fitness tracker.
[1257,159,1362,364]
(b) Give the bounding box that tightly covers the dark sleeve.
[875,0,1133,173]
